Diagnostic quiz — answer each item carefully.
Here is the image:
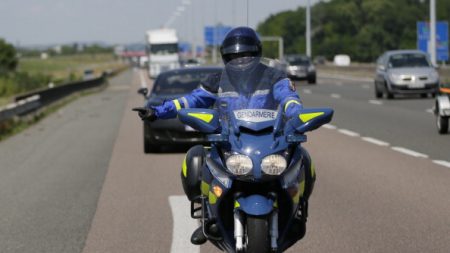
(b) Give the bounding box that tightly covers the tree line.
[257,0,450,62]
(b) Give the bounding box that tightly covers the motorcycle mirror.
[285,108,334,134]
[137,87,148,97]
[177,109,220,134]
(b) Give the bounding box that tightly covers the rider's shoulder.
[261,64,287,82]
[199,72,221,93]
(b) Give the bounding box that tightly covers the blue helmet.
[220,27,262,63]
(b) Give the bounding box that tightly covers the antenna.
[246,0,249,26]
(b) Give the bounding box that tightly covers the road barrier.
[0,71,114,123]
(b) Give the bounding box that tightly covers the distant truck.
[145,28,180,78]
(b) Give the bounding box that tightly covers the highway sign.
[204,26,233,46]
[417,21,449,62]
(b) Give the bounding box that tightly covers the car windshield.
[150,43,178,55]
[388,53,431,68]
[286,57,310,66]
[153,69,221,95]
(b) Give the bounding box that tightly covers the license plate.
[185,125,197,132]
[409,83,424,89]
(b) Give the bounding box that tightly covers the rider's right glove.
[132,107,157,122]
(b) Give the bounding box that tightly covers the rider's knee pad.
[300,147,316,201]
[181,145,205,201]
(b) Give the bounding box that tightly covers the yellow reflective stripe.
[182,156,187,178]
[311,161,316,178]
[209,191,218,204]
[293,180,305,204]
[234,200,240,209]
[201,181,210,196]
[187,113,213,123]
[173,99,181,111]
[299,112,324,122]
[284,100,301,112]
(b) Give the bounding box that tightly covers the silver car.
[374,50,439,99]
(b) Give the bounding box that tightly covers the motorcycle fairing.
[178,108,220,133]
[235,195,275,215]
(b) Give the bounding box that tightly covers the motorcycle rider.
[133,26,315,245]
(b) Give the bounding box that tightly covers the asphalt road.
[0,71,130,253]
[1,69,450,253]
[296,76,450,161]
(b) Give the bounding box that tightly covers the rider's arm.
[149,74,219,119]
[273,78,303,118]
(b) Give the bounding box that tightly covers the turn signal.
[213,185,223,197]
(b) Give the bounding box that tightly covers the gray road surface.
[1,69,450,253]
[0,71,131,253]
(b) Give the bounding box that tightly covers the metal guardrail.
[0,75,107,123]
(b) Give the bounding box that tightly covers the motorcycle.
[178,57,334,253]
[434,82,450,134]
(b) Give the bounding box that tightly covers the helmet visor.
[221,36,260,55]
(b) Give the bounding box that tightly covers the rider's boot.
[191,226,207,245]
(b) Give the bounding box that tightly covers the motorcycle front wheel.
[246,216,270,253]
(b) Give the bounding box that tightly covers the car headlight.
[308,65,315,72]
[261,155,287,175]
[389,73,401,81]
[226,154,253,175]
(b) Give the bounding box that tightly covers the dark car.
[140,67,222,152]
[284,54,316,84]
[374,50,439,99]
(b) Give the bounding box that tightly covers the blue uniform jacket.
[149,64,303,119]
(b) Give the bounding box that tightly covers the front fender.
[436,95,450,116]
[235,195,274,216]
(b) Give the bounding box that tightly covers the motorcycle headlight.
[261,155,287,175]
[226,154,253,175]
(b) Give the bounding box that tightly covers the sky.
[0,0,318,47]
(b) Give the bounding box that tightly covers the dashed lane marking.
[323,124,337,130]
[336,81,343,86]
[324,124,447,167]
[362,84,371,89]
[369,100,383,105]
[303,89,312,94]
[391,147,429,158]
[337,129,360,137]
[361,137,390,146]
[331,93,341,99]
[432,160,450,168]
[139,70,148,88]
[426,108,434,114]
[169,196,200,253]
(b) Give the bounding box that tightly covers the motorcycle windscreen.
[216,57,287,131]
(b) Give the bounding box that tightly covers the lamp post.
[430,0,437,65]
[306,0,311,58]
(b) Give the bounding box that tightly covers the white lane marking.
[330,93,341,99]
[169,196,200,253]
[362,84,371,89]
[369,100,383,105]
[432,160,450,168]
[426,108,434,114]
[361,137,390,146]
[303,89,312,94]
[323,124,337,130]
[391,147,428,158]
[338,129,360,137]
[336,81,343,86]
[139,70,148,88]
